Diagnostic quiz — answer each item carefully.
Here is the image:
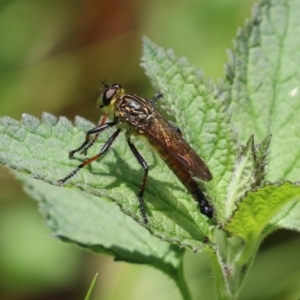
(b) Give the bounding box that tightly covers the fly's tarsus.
[68,121,116,158]
[58,126,120,183]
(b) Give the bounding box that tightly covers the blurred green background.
[1,1,300,299]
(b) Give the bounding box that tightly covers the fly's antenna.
[101,79,109,88]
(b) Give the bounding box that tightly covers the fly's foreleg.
[78,114,109,156]
[58,128,121,184]
[69,119,115,158]
[126,134,149,224]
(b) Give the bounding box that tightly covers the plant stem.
[206,247,232,300]
[175,259,193,300]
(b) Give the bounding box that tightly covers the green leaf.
[268,196,300,233]
[225,135,271,218]
[20,173,194,298]
[0,112,214,251]
[141,37,238,221]
[252,134,272,186]
[224,0,300,182]
[225,181,300,243]
[18,173,182,269]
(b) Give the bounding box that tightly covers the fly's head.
[98,83,125,119]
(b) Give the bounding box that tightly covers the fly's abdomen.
[152,143,214,219]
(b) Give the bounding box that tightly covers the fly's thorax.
[116,94,154,127]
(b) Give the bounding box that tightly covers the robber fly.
[58,83,214,223]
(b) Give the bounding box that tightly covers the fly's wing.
[136,112,213,181]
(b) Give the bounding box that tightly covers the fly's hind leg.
[126,133,149,224]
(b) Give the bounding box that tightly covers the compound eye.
[102,87,116,106]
